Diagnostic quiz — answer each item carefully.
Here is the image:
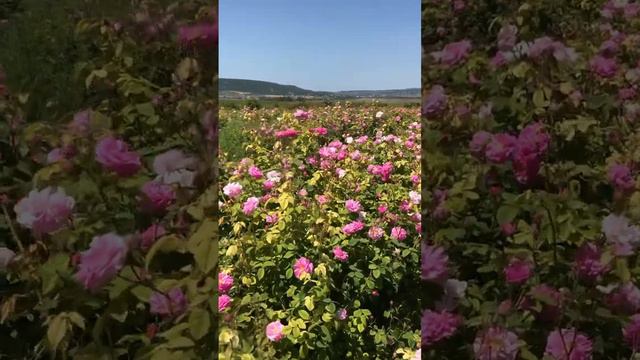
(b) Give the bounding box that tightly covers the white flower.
[345,136,353,144]
[266,171,282,183]
[375,111,384,119]
[409,191,421,205]
[602,214,640,256]
[413,349,421,360]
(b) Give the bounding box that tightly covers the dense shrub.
[423,0,640,358]
[218,105,421,359]
[0,1,217,358]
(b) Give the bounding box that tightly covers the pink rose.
[152,149,197,187]
[469,131,493,158]
[141,181,175,213]
[248,166,263,179]
[266,320,285,342]
[368,226,385,240]
[68,110,91,135]
[608,164,635,192]
[140,224,166,251]
[423,85,448,117]
[223,182,243,198]
[149,287,188,317]
[95,137,142,177]
[332,246,349,262]
[431,40,472,66]
[74,233,128,292]
[485,134,517,164]
[293,109,310,120]
[177,23,217,49]
[590,55,618,78]
[242,197,260,215]
[504,259,533,284]
[14,187,75,235]
[293,257,314,279]
[342,220,365,235]
[391,227,408,241]
[275,128,299,138]
[218,294,232,312]
[345,199,361,213]
[497,24,518,51]
[219,272,234,294]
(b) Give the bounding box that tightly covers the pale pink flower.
[149,287,188,317]
[223,182,243,199]
[391,227,408,241]
[68,110,91,135]
[422,309,461,346]
[423,85,448,117]
[293,109,310,120]
[602,214,640,256]
[332,246,349,262]
[141,181,175,213]
[242,197,260,215]
[14,187,75,235]
[152,149,197,187]
[431,40,472,66]
[47,148,65,164]
[95,136,141,177]
[218,272,234,294]
[590,55,618,78]
[409,191,421,205]
[368,226,384,240]
[316,195,329,205]
[497,24,518,51]
[607,283,640,314]
[293,257,314,279]
[422,245,448,283]
[544,328,592,360]
[473,327,519,360]
[336,308,348,320]
[266,320,285,342]
[218,294,232,312]
[74,233,128,292]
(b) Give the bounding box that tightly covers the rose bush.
[0,1,217,358]
[423,0,640,358]
[218,104,421,359]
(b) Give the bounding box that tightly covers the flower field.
[218,104,422,359]
[423,0,640,358]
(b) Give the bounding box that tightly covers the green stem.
[1,203,24,252]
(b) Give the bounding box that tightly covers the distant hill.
[219,78,419,99]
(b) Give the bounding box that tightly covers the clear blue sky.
[219,0,420,92]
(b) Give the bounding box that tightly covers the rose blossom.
[485,133,517,164]
[14,187,75,235]
[218,294,232,312]
[242,197,260,215]
[590,55,618,78]
[469,131,493,158]
[293,109,310,120]
[332,246,349,262]
[141,181,175,213]
[219,272,234,294]
[602,214,640,256]
[152,149,197,187]
[473,327,519,360]
[422,309,461,347]
[574,242,609,281]
[504,259,533,284]
[149,287,188,317]
[608,164,635,191]
[266,320,285,342]
[544,328,592,360]
[422,245,448,284]
[342,220,365,235]
[293,257,314,279]
[95,136,141,177]
[623,314,640,351]
[248,165,263,179]
[423,85,448,117]
[74,233,128,292]
[223,182,243,199]
[368,226,384,240]
[391,227,407,241]
[431,39,472,66]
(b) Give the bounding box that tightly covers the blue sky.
[219,0,420,92]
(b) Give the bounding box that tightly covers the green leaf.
[616,258,631,282]
[47,314,69,351]
[188,308,211,340]
[39,254,70,294]
[496,205,519,224]
[299,310,310,320]
[187,219,217,274]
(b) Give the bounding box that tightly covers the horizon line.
[219,77,420,93]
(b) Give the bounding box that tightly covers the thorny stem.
[541,203,558,265]
[2,203,24,252]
